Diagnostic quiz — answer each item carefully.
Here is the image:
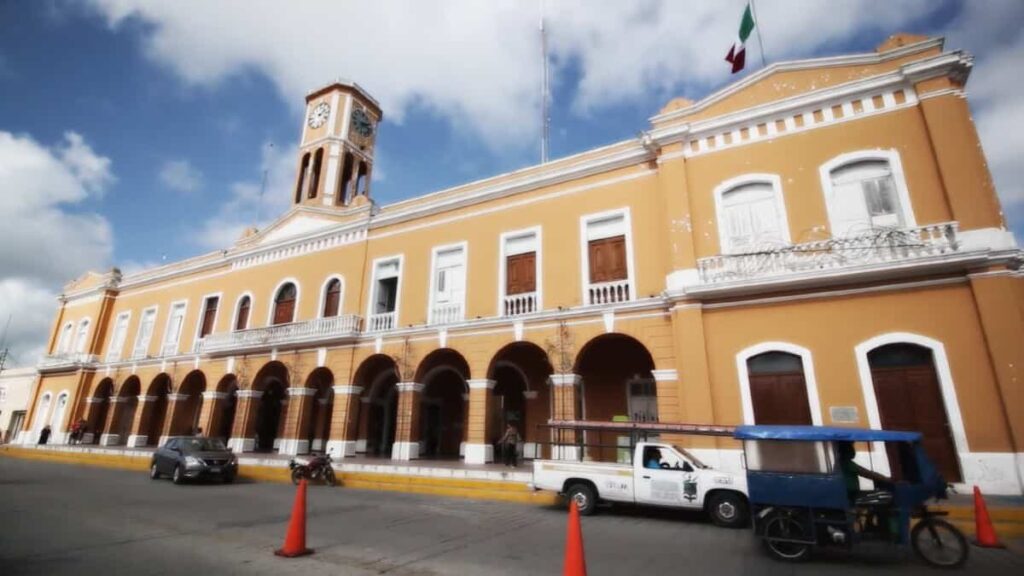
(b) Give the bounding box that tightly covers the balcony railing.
[696,223,959,285]
[588,279,631,305]
[38,352,99,371]
[430,302,463,325]
[198,314,362,354]
[504,292,538,316]
[367,311,396,332]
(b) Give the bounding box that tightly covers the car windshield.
[179,438,227,452]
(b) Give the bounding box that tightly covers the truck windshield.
[673,446,708,469]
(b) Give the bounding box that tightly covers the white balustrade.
[199,314,362,353]
[697,223,960,285]
[503,292,538,316]
[431,302,463,325]
[37,353,99,370]
[587,279,632,305]
[367,311,397,332]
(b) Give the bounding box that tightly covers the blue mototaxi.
[735,425,968,567]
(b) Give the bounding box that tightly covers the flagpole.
[749,0,768,68]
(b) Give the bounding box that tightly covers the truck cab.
[532,441,749,528]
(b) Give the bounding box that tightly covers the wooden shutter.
[200,297,219,337]
[273,286,296,325]
[323,281,340,317]
[506,252,536,295]
[235,298,250,331]
[749,372,813,426]
[588,236,627,283]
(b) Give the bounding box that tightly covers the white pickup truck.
[532,441,749,527]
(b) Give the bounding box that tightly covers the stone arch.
[106,376,140,446]
[211,374,239,442]
[170,370,207,436]
[486,342,553,458]
[248,361,290,452]
[416,349,471,459]
[301,367,334,453]
[86,378,115,444]
[141,374,172,447]
[574,333,657,461]
[354,354,400,457]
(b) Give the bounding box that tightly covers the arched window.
[294,153,310,204]
[308,148,324,199]
[715,175,789,254]
[235,296,251,331]
[322,278,341,317]
[57,322,74,354]
[821,151,914,237]
[73,319,91,354]
[273,283,297,325]
[337,153,354,205]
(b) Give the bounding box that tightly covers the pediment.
[259,214,339,244]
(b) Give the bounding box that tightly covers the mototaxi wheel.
[911,518,968,568]
[324,468,336,486]
[762,514,811,562]
[291,466,306,485]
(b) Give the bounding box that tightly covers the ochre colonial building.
[19,34,1024,494]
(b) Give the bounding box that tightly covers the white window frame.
[105,311,132,362]
[713,173,792,254]
[50,390,70,435]
[367,254,404,325]
[818,149,916,237]
[579,207,636,305]
[132,306,159,360]
[497,226,543,316]
[193,292,224,344]
[427,242,468,325]
[231,292,254,332]
[56,321,74,354]
[73,318,92,354]
[317,275,346,318]
[160,299,189,357]
[266,278,301,326]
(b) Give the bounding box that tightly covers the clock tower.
[293,80,382,209]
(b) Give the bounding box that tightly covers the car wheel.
[172,464,184,485]
[707,492,749,528]
[566,483,598,516]
[149,462,160,480]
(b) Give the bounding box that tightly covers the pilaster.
[465,379,496,464]
[392,382,423,460]
[326,385,363,458]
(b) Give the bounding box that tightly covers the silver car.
[150,437,238,484]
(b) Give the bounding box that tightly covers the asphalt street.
[0,457,1021,575]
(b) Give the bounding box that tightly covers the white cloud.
[158,159,203,193]
[0,131,115,366]
[195,142,297,250]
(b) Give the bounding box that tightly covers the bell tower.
[293,80,382,209]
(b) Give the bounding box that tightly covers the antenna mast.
[540,4,550,164]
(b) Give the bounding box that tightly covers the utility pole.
[0,314,11,375]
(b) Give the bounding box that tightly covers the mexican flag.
[725,3,756,74]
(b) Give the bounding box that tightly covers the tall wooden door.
[747,352,813,425]
[869,350,961,481]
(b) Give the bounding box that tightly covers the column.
[465,379,495,464]
[326,385,363,458]
[198,391,227,437]
[99,397,124,446]
[549,373,581,460]
[126,395,157,447]
[392,382,423,460]
[228,390,261,452]
[279,387,315,455]
[522,389,540,458]
[355,396,371,454]
[159,393,188,445]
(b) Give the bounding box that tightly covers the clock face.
[350,108,375,138]
[307,102,330,129]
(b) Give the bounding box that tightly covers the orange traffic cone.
[275,478,314,557]
[563,500,587,576]
[972,485,1004,548]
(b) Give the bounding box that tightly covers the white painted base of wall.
[51,432,69,445]
[355,439,367,453]
[13,431,28,444]
[278,439,309,456]
[82,433,95,444]
[311,439,323,451]
[228,437,255,453]
[392,441,420,460]
[273,438,281,450]
[464,443,494,464]
[325,440,358,458]
[551,445,581,461]
[126,434,147,448]
[459,441,465,457]
[99,433,120,446]
[522,442,540,459]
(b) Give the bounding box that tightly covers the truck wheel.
[566,483,597,516]
[707,492,749,528]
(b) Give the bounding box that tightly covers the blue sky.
[1,0,1022,364]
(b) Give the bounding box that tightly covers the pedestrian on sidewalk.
[38,425,51,445]
[499,423,521,467]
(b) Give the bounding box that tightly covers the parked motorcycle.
[288,453,336,486]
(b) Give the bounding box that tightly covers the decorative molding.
[549,374,581,387]
[467,379,496,390]
[332,385,363,395]
[651,369,678,382]
[167,393,189,402]
[396,382,424,393]
[236,390,264,399]
[287,387,317,397]
[201,391,228,400]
